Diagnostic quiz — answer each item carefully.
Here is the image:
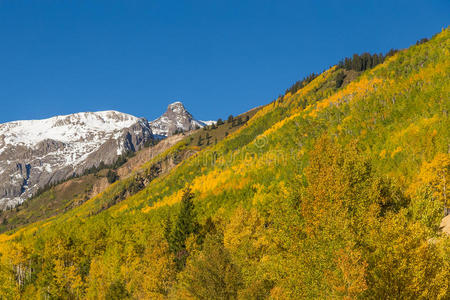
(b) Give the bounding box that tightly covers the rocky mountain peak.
[167,101,187,112]
[0,103,214,210]
[150,101,213,137]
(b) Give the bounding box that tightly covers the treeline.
[284,36,432,98]
[284,50,397,97]
[24,150,137,204]
[285,72,318,95]
[337,49,398,72]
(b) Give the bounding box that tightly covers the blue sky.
[0,0,448,123]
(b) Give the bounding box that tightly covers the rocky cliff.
[150,101,213,137]
[0,111,153,209]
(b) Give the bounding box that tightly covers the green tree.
[197,135,203,146]
[106,170,119,184]
[335,71,345,88]
[168,188,199,269]
[106,280,129,300]
[177,233,243,299]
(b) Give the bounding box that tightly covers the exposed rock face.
[150,101,213,137]
[0,111,153,209]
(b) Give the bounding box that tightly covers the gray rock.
[150,101,208,136]
[0,111,153,210]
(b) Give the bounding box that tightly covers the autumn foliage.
[0,28,449,299]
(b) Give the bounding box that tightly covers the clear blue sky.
[0,0,448,123]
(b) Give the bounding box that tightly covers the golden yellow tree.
[410,153,449,208]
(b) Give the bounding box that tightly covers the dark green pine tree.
[197,135,203,146]
[170,187,199,269]
[164,215,173,251]
[335,71,345,89]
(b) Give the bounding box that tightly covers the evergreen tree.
[106,170,119,184]
[177,233,243,299]
[335,71,345,89]
[197,135,203,146]
[337,50,398,72]
[164,215,173,250]
[106,280,129,299]
[169,188,199,269]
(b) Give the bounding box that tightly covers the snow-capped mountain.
[150,101,215,137]
[0,111,153,209]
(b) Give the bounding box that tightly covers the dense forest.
[336,49,398,72]
[0,29,449,299]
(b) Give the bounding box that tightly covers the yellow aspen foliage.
[224,206,267,256]
[86,258,109,298]
[53,259,84,297]
[409,153,450,206]
[0,261,18,299]
[391,146,403,158]
[364,211,449,299]
[328,246,368,299]
[306,76,385,117]
[260,112,301,138]
[301,137,348,236]
[145,188,185,211]
[123,241,176,299]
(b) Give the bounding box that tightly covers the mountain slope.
[0,29,449,298]
[0,111,153,209]
[0,107,258,233]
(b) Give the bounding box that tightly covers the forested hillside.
[0,29,449,299]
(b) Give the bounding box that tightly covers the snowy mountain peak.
[150,101,214,137]
[0,111,153,209]
[166,102,192,117]
[0,111,142,149]
[168,101,183,107]
[0,102,215,210]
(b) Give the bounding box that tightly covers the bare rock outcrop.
[0,111,153,209]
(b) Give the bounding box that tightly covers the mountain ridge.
[0,102,214,209]
[0,110,154,209]
[149,101,214,137]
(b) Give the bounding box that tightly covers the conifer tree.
[335,71,345,88]
[169,188,199,269]
[197,135,203,146]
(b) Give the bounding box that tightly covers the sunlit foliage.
[0,28,449,299]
